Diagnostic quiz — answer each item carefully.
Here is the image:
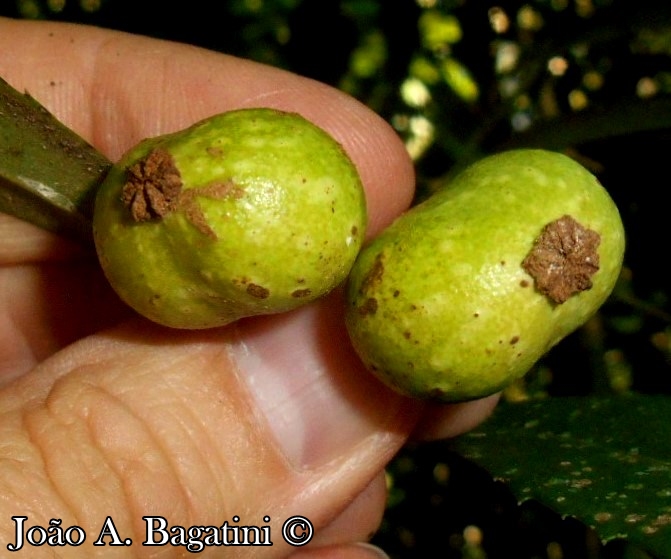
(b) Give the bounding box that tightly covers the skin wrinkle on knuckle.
[17,369,195,548]
[150,379,237,520]
[15,407,101,557]
[79,381,197,524]
[3,411,77,517]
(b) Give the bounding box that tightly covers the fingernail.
[228,302,413,471]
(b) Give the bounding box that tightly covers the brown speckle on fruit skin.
[122,148,182,221]
[360,253,385,294]
[291,288,312,298]
[206,146,224,157]
[247,284,270,299]
[522,214,601,304]
[358,297,378,316]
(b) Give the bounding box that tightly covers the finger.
[0,17,415,379]
[0,295,423,557]
[307,472,388,547]
[0,214,86,266]
[0,17,415,243]
[0,244,139,385]
[411,393,501,441]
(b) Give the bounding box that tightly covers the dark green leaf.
[455,394,671,557]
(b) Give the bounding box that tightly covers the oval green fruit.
[93,108,366,329]
[345,149,625,402]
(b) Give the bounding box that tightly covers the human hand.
[0,16,499,558]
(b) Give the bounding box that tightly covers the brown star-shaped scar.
[522,214,601,304]
[121,148,183,222]
[119,147,245,240]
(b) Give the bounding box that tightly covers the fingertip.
[411,393,501,441]
[307,472,388,547]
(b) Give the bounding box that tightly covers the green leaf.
[0,75,111,244]
[454,394,671,557]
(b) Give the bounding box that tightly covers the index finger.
[0,16,415,246]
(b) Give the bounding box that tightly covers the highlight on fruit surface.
[345,149,625,402]
[93,108,367,329]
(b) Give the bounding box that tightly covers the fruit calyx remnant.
[122,148,182,222]
[522,214,600,304]
[120,148,246,240]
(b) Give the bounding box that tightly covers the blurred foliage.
[3,0,671,557]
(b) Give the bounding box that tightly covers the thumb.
[229,295,418,471]
[0,295,421,557]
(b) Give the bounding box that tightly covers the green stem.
[0,76,112,245]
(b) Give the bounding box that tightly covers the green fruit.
[345,149,625,402]
[93,108,366,329]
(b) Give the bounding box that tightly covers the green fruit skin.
[93,108,366,329]
[345,149,625,402]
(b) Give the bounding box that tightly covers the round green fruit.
[345,149,625,402]
[93,108,366,329]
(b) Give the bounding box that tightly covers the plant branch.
[0,76,111,245]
